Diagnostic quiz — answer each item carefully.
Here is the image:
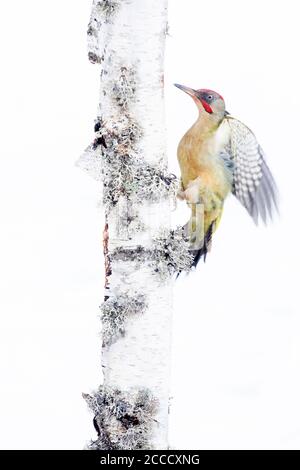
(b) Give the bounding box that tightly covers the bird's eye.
[207,95,213,101]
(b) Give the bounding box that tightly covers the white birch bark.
[78,0,192,450]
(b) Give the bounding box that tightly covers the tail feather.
[190,221,214,268]
[176,220,216,278]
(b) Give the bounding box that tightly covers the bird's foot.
[177,189,186,200]
[184,176,202,204]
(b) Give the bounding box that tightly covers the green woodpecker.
[175,84,278,267]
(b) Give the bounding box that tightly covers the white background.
[0,0,299,450]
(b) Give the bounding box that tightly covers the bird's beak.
[174,83,197,98]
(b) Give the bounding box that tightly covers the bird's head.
[174,84,226,121]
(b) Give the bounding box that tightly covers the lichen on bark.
[83,386,158,450]
[110,228,194,280]
[101,292,147,347]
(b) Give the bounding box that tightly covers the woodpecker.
[175,84,278,266]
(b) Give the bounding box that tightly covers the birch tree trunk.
[78,0,191,450]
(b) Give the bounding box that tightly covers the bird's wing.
[223,116,278,223]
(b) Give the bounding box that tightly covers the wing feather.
[224,117,278,223]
